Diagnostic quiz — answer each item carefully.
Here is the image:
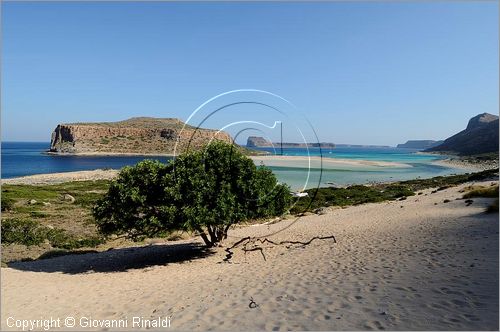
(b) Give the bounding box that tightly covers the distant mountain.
[425,113,499,156]
[397,140,444,150]
[335,144,391,148]
[246,136,335,148]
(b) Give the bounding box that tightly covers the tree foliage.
[93,141,291,246]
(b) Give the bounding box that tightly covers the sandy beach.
[434,158,500,172]
[2,181,498,330]
[1,169,119,186]
[250,155,411,169]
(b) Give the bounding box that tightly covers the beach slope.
[1,182,498,330]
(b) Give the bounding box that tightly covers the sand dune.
[1,182,498,330]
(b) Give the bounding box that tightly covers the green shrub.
[1,196,14,211]
[30,211,49,218]
[93,141,291,247]
[290,184,414,214]
[45,229,104,250]
[398,168,498,191]
[1,218,47,246]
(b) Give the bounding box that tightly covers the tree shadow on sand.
[8,242,213,274]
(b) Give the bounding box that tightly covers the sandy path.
[1,182,498,330]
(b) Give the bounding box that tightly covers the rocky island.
[49,117,232,155]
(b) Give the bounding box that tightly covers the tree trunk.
[223,224,231,239]
[198,225,232,248]
[215,227,224,243]
[207,225,216,245]
[199,232,212,247]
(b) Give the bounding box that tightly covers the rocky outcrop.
[49,117,232,155]
[247,136,272,147]
[425,113,499,156]
[397,140,444,150]
[466,113,498,130]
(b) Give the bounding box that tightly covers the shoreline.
[44,151,176,157]
[2,158,493,186]
[433,158,499,171]
[2,156,414,186]
[1,160,411,185]
[417,151,499,171]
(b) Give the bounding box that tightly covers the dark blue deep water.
[1,142,173,179]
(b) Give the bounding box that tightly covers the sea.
[1,142,469,190]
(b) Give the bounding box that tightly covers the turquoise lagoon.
[1,142,468,190]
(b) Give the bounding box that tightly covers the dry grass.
[462,184,499,199]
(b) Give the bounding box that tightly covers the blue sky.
[2,1,498,145]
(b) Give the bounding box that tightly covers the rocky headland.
[425,113,499,156]
[49,117,232,156]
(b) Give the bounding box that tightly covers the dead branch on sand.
[222,235,337,263]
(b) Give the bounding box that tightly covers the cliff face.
[49,117,232,155]
[396,140,443,150]
[425,113,499,156]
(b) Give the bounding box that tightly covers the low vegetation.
[292,168,499,214]
[1,160,497,263]
[462,184,499,199]
[461,183,499,213]
[291,184,414,214]
[395,168,498,191]
[1,218,103,249]
[1,196,14,211]
[462,152,499,162]
[1,180,111,263]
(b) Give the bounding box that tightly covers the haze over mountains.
[246,136,335,149]
[396,140,443,150]
[248,112,499,156]
[46,113,498,158]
